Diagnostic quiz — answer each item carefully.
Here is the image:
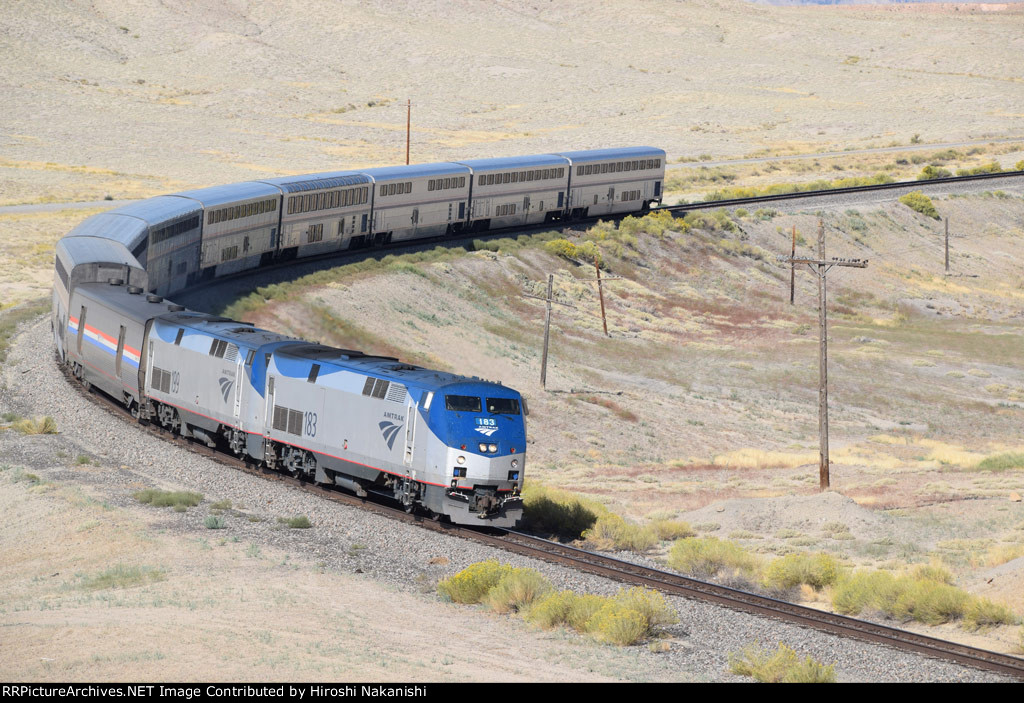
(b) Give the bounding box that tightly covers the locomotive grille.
[385,383,407,404]
[151,367,172,393]
[272,404,304,436]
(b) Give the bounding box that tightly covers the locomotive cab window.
[445,395,482,412]
[486,398,520,415]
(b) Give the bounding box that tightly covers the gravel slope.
[0,315,1012,682]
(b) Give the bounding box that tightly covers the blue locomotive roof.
[170,181,282,206]
[456,154,569,171]
[270,343,512,396]
[257,172,370,193]
[359,162,469,181]
[554,146,666,163]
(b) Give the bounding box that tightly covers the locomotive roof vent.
[126,286,143,295]
[146,294,164,304]
[107,277,124,286]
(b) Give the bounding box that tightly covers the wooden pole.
[790,225,796,305]
[816,220,830,490]
[945,217,950,274]
[406,99,411,165]
[595,255,609,336]
[540,274,553,389]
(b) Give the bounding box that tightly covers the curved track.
[66,359,1024,681]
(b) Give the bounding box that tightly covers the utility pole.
[522,274,576,388]
[406,99,411,165]
[790,225,797,305]
[778,219,868,490]
[945,217,949,274]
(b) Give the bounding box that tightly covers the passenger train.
[52,147,665,526]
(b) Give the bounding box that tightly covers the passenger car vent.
[223,344,238,363]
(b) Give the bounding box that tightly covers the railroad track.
[174,169,1024,308]
[64,361,1024,681]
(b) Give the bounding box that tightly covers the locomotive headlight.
[478,443,488,453]
[488,444,498,453]
[511,459,518,469]
[456,455,466,465]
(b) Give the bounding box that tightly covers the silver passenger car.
[361,163,472,244]
[458,154,570,230]
[557,146,666,218]
[171,182,283,277]
[257,172,372,258]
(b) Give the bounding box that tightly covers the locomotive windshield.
[486,398,520,415]
[445,395,482,412]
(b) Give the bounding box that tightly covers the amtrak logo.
[218,376,234,403]
[475,426,499,437]
[379,421,403,450]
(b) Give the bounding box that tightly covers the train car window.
[576,166,583,176]
[406,181,412,192]
[207,211,214,225]
[445,395,482,412]
[502,173,510,184]
[459,177,465,187]
[270,198,277,211]
[428,180,435,191]
[387,183,395,196]
[486,398,520,415]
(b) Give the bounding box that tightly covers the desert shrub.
[280,515,312,529]
[729,643,836,683]
[483,567,552,614]
[956,161,1002,176]
[585,602,648,646]
[762,552,841,591]
[650,519,695,541]
[582,514,657,552]
[612,587,678,631]
[977,452,1024,471]
[917,165,952,180]
[437,560,514,604]
[525,590,579,629]
[1016,160,1024,172]
[898,191,940,219]
[891,580,969,625]
[567,593,610,631]
[667,536,761,581]
[11,416,57,435]
[963,598,1018,631]
[80,565,165,591]
[520,482,604,541]
[910,563,954,585]
[133,489,202,509]
[543,238,578,260]
[204,515,226,530]
[831,569,1010,628]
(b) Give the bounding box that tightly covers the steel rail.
[62,360,1024,681]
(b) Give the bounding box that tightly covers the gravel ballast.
[0,314,1014,683]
